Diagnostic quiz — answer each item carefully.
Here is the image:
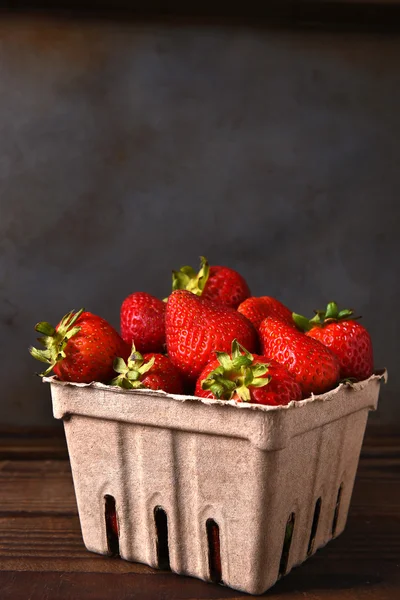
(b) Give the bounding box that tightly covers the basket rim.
[43,369,387,414]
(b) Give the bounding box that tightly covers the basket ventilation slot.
[154,507,171,570]
[206,519,222,583]
[104,495,119,557]
[307,497,322,556]
[332,484,344,537]
[279,512,295,577]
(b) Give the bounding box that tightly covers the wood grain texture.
[0,426,399,599]
[0,426,67,460]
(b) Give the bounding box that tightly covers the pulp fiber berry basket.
[46,371,386,595]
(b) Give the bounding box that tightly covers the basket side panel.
[325,410,370,541]
[245,407,370,593]
[64,413,275,593]
[63,416,126,557]
[177,433,270,593]
[278,408,369,576]
[118,425,271,590]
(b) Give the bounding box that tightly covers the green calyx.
[110,343,155,389]
[29,309,84,376]
[201,339,270,402]
[292,301,358,332]
[171,256,210,296]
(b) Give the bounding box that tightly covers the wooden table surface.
[1,425,399,600]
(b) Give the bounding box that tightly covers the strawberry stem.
[293,302,359,331]
[171,256,210,297]
[201,339,270,402]
[110,343,155,389]
[29,308,84,377]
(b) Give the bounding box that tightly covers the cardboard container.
[46,371,386,595]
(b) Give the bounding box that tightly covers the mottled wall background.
[0,17,398,426]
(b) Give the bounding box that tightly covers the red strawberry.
[195,340,302,406]
[171,256,250,309]
[237,296,293,330]
[30,309,130,383]
[120,292,166,354]
[111,345,183,394]
[259,317,340,397]
[166,290,257,381]
[293,302,374,381]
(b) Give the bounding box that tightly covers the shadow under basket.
[46,370,386,595]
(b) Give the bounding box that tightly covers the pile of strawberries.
[30,257,374,407]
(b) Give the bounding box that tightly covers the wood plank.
[0,461,76,515]
[0,537,399,600]
[0,427,398,598]
[0,426,67,461]
[0,515,155,573]
[0,511,399,571]
[0,571,247,600]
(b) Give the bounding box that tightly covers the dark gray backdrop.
[0,17,398,426]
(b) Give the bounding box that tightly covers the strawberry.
[171,256,250,309]
[237,296,293,330]
[259,317,340,397]
[195,340,302,406]
[165,290,257,381]
[293,302,374,381]
[111,344,183,394]
[30,309,130,383]
[120,292,166,354]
